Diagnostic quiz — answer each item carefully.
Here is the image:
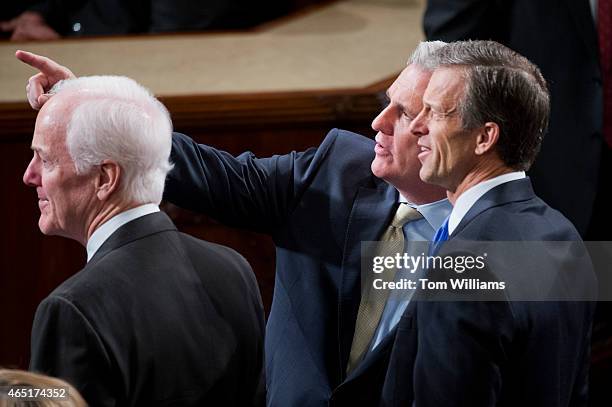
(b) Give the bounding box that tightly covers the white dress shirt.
[86,204,160,262]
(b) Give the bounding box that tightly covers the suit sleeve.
[30,295,116,407]
[164,131,323,234]
[423,0,507,42]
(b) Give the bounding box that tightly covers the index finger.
[15,50,61,74]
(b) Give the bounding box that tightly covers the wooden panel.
[0,142,86,368]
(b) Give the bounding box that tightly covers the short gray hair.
[408,40,447,70]
[49,76,173,204]
[432,40,549,170]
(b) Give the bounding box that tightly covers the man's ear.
[474,122,500,155]
[95,160,121,201]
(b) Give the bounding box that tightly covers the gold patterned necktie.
[347,204,423,373]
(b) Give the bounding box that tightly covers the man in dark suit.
[22,75,265,406]
[165,50,455,405]
[424,4,612,404]
[392,40,595,406]
[423,0,607,239]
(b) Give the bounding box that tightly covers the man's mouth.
[417,145,431,161]
[374,143,391,155]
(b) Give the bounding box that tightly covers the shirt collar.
[86,203,160,262]
[448,171,526,235]
[399,194,452,231]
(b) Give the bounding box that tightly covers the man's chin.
[371,159,389,179]
[418,169,449,191]
[38,218,55,236]
[418,167,434,184]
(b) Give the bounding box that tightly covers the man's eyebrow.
[30,145,45,154]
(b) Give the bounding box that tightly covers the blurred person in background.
[0,0,289,40]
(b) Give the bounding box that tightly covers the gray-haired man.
[24,75,265,406]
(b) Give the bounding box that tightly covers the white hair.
[408,40,447,70]
[49,76,173,204]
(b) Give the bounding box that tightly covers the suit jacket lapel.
[563,0,600,64]
[89,212,177,266]
[337,181,397,381]
[451,178,536,238]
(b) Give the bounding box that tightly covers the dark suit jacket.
[30,211,265,407]
[423,0,603,235]
[371,179,595,407]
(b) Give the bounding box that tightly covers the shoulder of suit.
[38,270,94,315]
[457,198,580,240]
[324,128,375,152]
[177,232,251,269]
[313,128,377,180]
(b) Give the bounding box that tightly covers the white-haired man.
[23,75,265,406]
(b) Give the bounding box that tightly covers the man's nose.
[23,156,40,187]
[371,104,394,135]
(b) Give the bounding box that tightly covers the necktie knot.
[391,204,422,228]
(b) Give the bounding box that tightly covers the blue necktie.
[429,217,449,256]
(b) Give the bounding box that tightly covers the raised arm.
[166,131,325,234]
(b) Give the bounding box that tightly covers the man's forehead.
[423,67,465,102]
[388,65,431,98]
[32,98,71,152]
[429,67,465,92]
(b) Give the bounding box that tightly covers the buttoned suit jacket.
[376,178,596,406]
[423,0,603,235]
[30,211,265,407]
